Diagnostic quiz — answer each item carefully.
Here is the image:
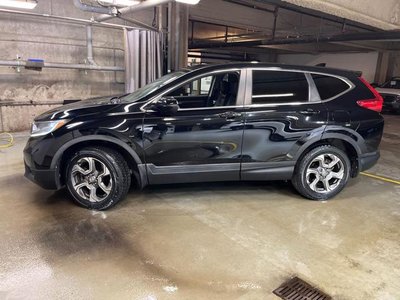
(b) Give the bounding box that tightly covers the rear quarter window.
[311,74,350,100]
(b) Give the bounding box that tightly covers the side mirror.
[151,96,179,116]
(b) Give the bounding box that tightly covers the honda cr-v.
[24,63,384,210]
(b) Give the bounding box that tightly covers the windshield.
[381,79,400,89]
[120,71,187,103]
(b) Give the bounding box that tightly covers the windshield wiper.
[110,93,130,104]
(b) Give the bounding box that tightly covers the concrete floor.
[0,115,399,300]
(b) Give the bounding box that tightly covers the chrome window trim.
[245,67,355,108]
[141,68,246,113]
[244,102,315,108]
[175,104,242,111]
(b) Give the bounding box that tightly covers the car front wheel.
[66,147,131,210]
[292,145,351,200]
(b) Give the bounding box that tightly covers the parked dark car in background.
[376,77,400,113]
[24,63,384,210]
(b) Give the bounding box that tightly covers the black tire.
[292,145,351,200]
[66,146,131,210]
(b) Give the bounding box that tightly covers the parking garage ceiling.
[279,0,400,30]
[189,0,400,59]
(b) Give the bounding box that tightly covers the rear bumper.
[359,151,380,172]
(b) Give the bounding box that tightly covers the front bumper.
[24,163,59,190]
[23,138,61,190]
[359,151,380,172]
[383,101,400,112]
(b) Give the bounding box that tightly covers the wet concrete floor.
[0,114,399,299]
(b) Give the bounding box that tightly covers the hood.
[376,88,400,95]
[35,95,124,121]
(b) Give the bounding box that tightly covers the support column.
[374,51,390,84]
[167,2,189,72]
[386,52,398,81]
[0,106,3,132]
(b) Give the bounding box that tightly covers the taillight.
[357,77,383,112]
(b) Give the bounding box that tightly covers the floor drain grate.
[273,277,331,300]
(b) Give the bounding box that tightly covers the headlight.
[31,120,69,137]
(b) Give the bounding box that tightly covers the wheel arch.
[294,134,362,177]
[52,135,147,188]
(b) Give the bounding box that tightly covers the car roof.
[184,62,361,78]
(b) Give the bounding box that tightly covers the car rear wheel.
[66,147,131,210]
[292,145,351,200]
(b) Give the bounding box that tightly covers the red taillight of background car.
[357,77,384,112]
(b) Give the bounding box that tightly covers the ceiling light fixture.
[0,0,38,9]
[176,0,201,4]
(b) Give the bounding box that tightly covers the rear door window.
[311,74,350,100]
[252,70,309,104]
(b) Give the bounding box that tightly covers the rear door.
[310,73,354,129]
[241,68,329,180]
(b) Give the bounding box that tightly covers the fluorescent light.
[0,0,38,9]
[97,0,140,7]
[176,0,201,4]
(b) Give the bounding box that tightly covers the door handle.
[299,109,320,115]
[218,111,242,119]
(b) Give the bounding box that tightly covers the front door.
[142,69,246,184]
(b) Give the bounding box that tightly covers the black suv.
[24,63,384,210]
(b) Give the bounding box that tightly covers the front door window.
[167,71,241,109]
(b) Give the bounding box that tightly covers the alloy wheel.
[70,157,113,202]
[306,153,345,194]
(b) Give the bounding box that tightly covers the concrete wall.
[278,52,379,82]
[0,0,153,132]
[0,103,61,132]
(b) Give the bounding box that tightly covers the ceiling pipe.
[0,60,124,72]
[73,0,116,15]
[190,31,400,49]
[222,0,275,13]
[117,15,159,31]
[95,0,174,22]
[0,8,143,31]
